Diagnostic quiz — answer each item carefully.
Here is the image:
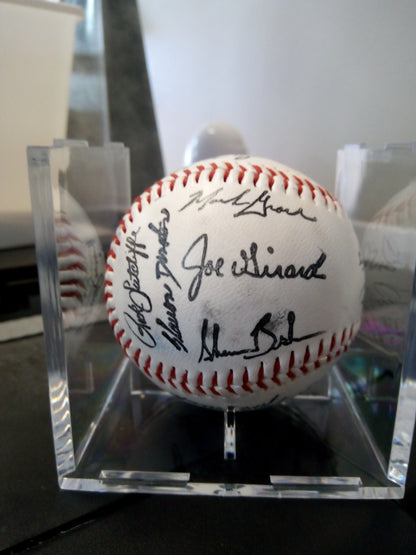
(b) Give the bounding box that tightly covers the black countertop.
[2,331,416,554]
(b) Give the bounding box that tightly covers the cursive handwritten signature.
[148,208,181,288]
[181,234,224,301]
[181,233,327,301]
[123,228,156,348]
[231,243,327,279]
[199,311,324,361]
[179,188,317,222]
[156,283,188,352]
[148,209,188,351]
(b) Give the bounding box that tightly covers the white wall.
[138,0,416,191]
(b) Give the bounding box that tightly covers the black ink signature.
[125,231,148,263]
[148,210,188,351]
[231,243,327,279]
[179,188,317,222]
[199,311,324,362]
[123,228,156,348]
[156,284,188,352]
[181,233,327,300]
[181,234,224,301]
[148,208,181,288]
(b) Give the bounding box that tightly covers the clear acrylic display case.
[28,141,416,498]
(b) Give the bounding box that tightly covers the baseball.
[105,155,364,410]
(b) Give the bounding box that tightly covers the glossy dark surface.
[1,332,416,553]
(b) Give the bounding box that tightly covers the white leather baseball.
[105,155,364,410]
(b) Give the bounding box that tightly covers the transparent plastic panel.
[27,142,416,498]
[336,142,416,489]
[28,141,130,478]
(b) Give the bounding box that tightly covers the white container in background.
[0,0,83,249]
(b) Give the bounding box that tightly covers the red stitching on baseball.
[155,363,165,383]
[136,196,143,212]
[195,165,204,183]
[168,367,177,389]
[181,372,192,394]
[294,175,304,196]
[256,364,268,390]
[118,160,343,221]
[114,325,358,400]
[197,373,205,395]
[272,358,281,385]
[286,352,297,380]
[287,369,296,380]
[223,162,233,181]
[242,369,253,392]
[118,160,342,226]
[226,370,236,394]
[279,170,289,191]
[266,167,277,190]
[143,357,152,377]
[324,188,336,202]
[116,328,125,343]
[164,173,178,192]
[123,339,131,357]
[210,373,221,396]
[305,179,316,200]
[182,169,191,187]
[238,165,247,184]
[209,163,218,181]
[318,186,329,206]
[252,164,262,185]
